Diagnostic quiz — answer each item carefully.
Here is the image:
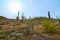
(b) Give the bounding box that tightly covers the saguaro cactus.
[48,11,51,19]
[21,12,25,21]
[16,11,19,22]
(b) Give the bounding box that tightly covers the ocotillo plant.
[48,11,51,19]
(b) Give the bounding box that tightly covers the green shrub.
[42,19,59,34]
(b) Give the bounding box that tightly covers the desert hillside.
[0,15,60,40]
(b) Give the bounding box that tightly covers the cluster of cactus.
[16,11,27,22]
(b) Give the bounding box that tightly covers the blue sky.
[0,0,60,19]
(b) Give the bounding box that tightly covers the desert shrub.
[42,19,59,34]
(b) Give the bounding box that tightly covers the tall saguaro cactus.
[21,12,25,21]
[16,11,20,22]
[21,13,24,21]
[18,11,19,19]
[48,11,51,19]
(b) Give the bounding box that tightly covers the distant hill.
[0,16,8,20]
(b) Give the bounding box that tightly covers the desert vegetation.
[0,11,60,40]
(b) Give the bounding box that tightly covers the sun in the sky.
[9,1,21,12]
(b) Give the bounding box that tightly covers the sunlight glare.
[9,1,21,12]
